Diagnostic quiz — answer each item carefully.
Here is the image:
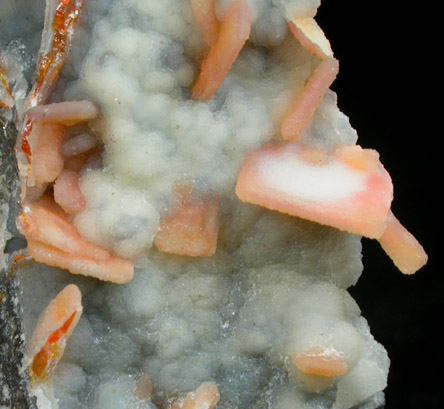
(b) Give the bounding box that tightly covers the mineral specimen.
[1,1,428,408]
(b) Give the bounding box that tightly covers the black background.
[316,2,441,408]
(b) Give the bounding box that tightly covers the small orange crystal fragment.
[281,57,339,141]
[27,239,134,284]
[289,18,333,60]
[28,121,65,186]
[28,0,85,108]
[294,347,348,377]
[154,194,219,257]
[378,211,428,274]
[28,285,82,384]
[54,169,86,215]
[192,0,251,101]
[19,199,109,261]
[26,100,100,125]
[191,0,220,47]
[170,382,220,409]
[19,198,134,284]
